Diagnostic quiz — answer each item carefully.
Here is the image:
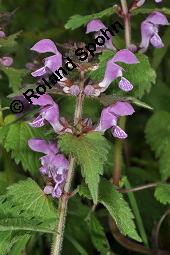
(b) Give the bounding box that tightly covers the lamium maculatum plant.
[0,1,170,255]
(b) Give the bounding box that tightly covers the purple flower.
[86,19,115,50]
[30,39,62,77]
[99,49,139,92]
[84,85,95,96]
[29,94,64,133]
[25,62,35,71]
[63,85,80,96]
[0,31,6,38]
[136,0,162,7]
[95,101,135,139]
[0,56,13,67]
[140,12,169,52]
[28,138,68,198]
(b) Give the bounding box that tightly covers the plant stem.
[120,0,131,48]
[155,209,170,248]
[51,71,85,255]
[112,116,126,185]
[118,182,160,193]
[113,0,131,185]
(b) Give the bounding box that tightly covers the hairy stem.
[51,71,85,255]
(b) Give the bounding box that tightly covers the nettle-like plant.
[1,0,170,255]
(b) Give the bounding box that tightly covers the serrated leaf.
[0,217,55,233]
[59,132,110,204]
[0,32,21,49]
[145,111,170,180]
[0,122,49,174]
[127,97,153,110]
[79,179,141,242]
[8,234,31,255]
[65,7,115,30]
[0,67,27,92]
[0,179,56,254]
[6,178,56,219]
[88,214,111,255]
[154,184,170,205]
[0,232,28,255]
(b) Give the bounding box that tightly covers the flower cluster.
[28,6,169,198]
[28,138,68,197]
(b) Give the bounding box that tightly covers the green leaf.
[154,184,170,205]
[8,234,31,255]
[0,179,57,254]
[0,67,27,92]
[127,97,153,110]
[0,232,18,255]
[5,178,56,219]
[66,235,89,255]
[99,95,153,110]
[79,179,142,242]
[0,217,55,233]
[88,213,111,255]
[59,132,111,204]
[65,7,115,30]
[123,177,148,246]
[133,7,170,16]
[0,32,21,49]
[0,122,49,174]
[145,111,170,180]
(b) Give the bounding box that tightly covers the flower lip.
[86,19,106,33]
[28,138,58,155]
[146,11,169,26]
[30,39,60,54]
[31,94,54,106]
[111,49,139,64]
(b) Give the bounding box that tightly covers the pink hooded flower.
[99,49,139,92]
[30,39,62,77]
[140,12,169,52]
[28,138,68,198]
[95,101,135,139]
[0,56,13,67]
[86,19,115,50]
[29,94,64,133]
